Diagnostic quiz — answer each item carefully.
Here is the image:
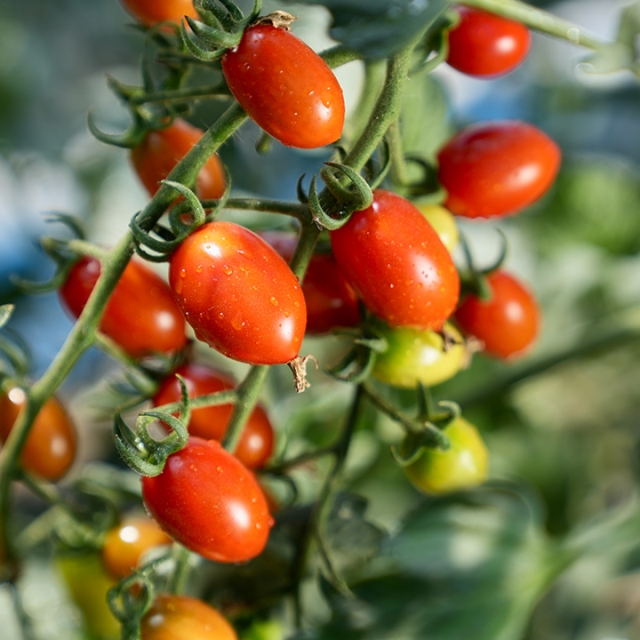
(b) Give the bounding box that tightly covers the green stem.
[362,383,449,449]
[342,39,417,173]
[166,544,193,595]
[344,60,386,147]
[461,0,610,51]
[221,365,269,454]
[131,84,232,105]
[321,45,361,69]
[199,197,308,220]
[386,120,411,187]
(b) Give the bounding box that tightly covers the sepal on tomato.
[114,376,191,477]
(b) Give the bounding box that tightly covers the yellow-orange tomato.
[102,515,172,580]
[119,0,198,28]
[141,594,237,640]
[131,119,226,200]
[0,387,76,481]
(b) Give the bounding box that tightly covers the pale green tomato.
[373,322,465,388]
[240,619,283,640]
[415,203,459,253]
[403,417,489,494]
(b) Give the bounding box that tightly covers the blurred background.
[1,0,640,638]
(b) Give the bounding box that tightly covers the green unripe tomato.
[240,619,283,640]
[403,417,489,494]
[415,203,459,253]
[373,322,465,388]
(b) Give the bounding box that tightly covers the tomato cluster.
[15,4,572,636]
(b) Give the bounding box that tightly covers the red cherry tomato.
[119,0,198,27]
[221,24,345,149]
[102,515,172,580]
[0,387,77,481]
[447,6,531,77]
[454,270,540,359]
[131,119,226,200]
[260,231,361,335]
[169,221,306,365]
[60,256,188,358]
[330,190,460,331]
[141,594,237,640]
[152,363,274,469]
[437,121,561,218]
[142,438,272,563]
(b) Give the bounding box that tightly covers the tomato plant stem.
[199,197,308,220]
[362,383,450,449]
[461,0,612,52]
[167,544,193,595]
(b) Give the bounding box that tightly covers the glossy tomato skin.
[373,322,465,389]
[102,515,172,580]
[142,438,272,563]
[169,221,306,365]
[221,25,345,149]
[0,387,76,481]
[120,0,198,27]
[454,270,540,359]
[330,190,460,331]
[438,121,561,218]
[153,363,274,469]
[141,594,237,640]
[131,119,226,200]
[447,6,531,77]
[404,417,488,494]
[260,231,361,335]
[59,256,188,358]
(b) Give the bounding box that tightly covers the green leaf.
[286,0,451,59]
[309,485,566,640]
[324,492,386,573]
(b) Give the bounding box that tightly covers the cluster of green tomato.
[0,1,562,637]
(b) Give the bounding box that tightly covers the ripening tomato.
[403,417,488,494]
[119,0,198,27]
[57,553,120,639]
[141,594,237,640]
[59,256,188,358]
[414,203,459,253]
[169,221,306,365]
[373,322,465,388]
[260,231,361,335]
[142,438,272,563]
[131,119,226,200]
[0,387,76,481]
[330,190,460,331]
[102,515,172,580]
[437,121,561,218]
[447,6,531,77]
[152,363,274,469]
[221,24,345,148]
[454,270,540,359]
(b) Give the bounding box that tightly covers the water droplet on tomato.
[270,297,279,306]
[195,265,203,273]
[223,265,233,275]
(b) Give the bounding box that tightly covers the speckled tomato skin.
[221,25,345,149]
[330,190,460,331]
[169,222,306,365]
[141,438,272,563]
